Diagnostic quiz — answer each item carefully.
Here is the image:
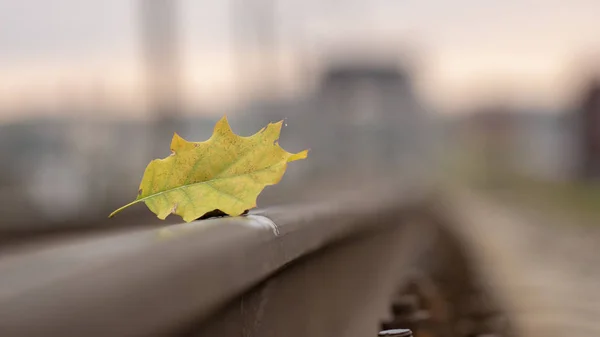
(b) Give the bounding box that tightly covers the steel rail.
[0,182,428,337]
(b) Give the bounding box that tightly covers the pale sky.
[1,0,600,119]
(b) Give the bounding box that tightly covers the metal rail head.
[0,181,427,337]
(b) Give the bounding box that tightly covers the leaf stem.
[109,199,143,218]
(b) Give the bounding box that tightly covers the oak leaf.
[109,116,308,222]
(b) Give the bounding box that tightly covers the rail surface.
[0,181,430,337]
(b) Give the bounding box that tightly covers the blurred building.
[235,56,434,178]
[458,106,580,183]
[513,110,579,181]
[579,78,600,180]
[459,107,518,184]
[312,61,430,175]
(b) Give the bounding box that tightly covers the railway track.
[0,181,529,337]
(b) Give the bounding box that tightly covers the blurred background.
[0,0,599,234]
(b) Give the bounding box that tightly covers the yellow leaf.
[109,116,308,222]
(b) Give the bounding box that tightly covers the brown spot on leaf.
[138,189,143,196]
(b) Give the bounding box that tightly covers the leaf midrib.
[109,162,285,217]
